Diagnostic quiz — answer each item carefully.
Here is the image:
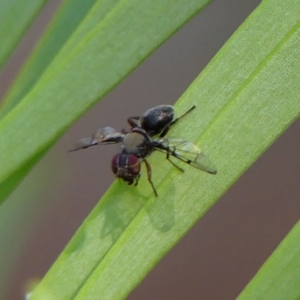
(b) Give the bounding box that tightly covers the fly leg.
[166,153,184,172]
[127,116,140,128]
[143,159,158,197]
[134,174,141,186]
[160,105,196,137]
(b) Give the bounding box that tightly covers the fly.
[69,105,217,196]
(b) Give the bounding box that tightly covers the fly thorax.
[122,132,149,156]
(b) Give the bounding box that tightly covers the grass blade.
[0,0,210,205]
[0,0,47,70]
[29,0,300,299]
[237,220,300,300]
[0,0,121,118]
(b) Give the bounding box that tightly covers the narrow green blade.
[0,0,120,118]
[0,0,210,205]
[0,0,47,70]
[0,0,122,202]
[29,0,300,299]
[238,220,300,299]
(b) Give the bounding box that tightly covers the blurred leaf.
[0,149,46,206]
[29,0,300,299]
[0,0,47,70]
[0,0,210,205]
[237,220,300,300]
[0,149,62,299]
[0,0,121,203]
[0,0,120,118]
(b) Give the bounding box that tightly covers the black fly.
[69,105,217,196]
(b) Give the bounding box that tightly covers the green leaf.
[0,0,120,118]
[0,0,122,203]
[0,0,47,70]
[0,152,58,298]
[0,0,210,205]
[237,220,300,300]
[29,0,300,299]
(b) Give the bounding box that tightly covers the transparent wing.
[155,137,217,174]
[69,126,123,151]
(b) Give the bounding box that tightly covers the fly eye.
[111,153,140,176]
[111,153,121,174]
[127,154,141,175]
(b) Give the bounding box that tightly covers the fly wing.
[69,126,123,151]
[157,137,217,174]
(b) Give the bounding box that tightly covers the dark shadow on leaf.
[145,179,176,232]
[100,181,147,243]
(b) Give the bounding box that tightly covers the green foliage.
[238,220,300,300]
[0,0,210,205]
[0,0,114,117]
[0,0,299,299]
[0,0,47,69]
[29,0,300,299]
